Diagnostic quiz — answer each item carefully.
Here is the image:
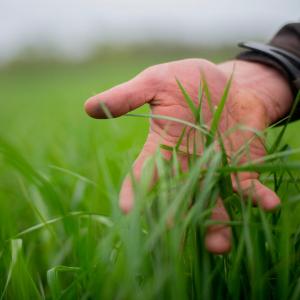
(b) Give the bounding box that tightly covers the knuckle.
[140,64,164,91]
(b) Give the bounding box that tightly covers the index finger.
[84,68,158,118]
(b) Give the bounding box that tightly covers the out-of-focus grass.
[1,47,300,299]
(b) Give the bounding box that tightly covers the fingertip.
[204,199,232,254]
[236,179,281,212]
[260,193,281,211]
[251,181,281,211]
[84,97,103,119]
[205,231,232,254]
[119,200,133,214]
[119,186,134,214]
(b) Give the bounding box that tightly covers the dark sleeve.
[269,23,300,57]
[237,23,300,95]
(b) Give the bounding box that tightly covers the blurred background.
[0,0,299,64]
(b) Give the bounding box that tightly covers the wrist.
[218,60,294,124]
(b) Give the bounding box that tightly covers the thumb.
[84,68,158,118]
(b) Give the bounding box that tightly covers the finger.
[119,134,167,213]
[233,175,280,211]
[205,199,232,254]
[85,68,157,118]
[226,111,280,211]
[119,147,155,213]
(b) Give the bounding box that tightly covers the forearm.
[218,23,300,124]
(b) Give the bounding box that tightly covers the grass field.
[1,48,300,299]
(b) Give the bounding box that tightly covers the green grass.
[0,49,300,299]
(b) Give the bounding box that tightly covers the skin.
[84,58,293,254]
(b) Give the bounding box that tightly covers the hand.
[85,58,293,254]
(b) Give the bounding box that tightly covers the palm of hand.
[85,59,280,253]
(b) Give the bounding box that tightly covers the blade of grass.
[206,73,233,145]
[47,266,80,299]
[176,79,198,120]
[126,113,208,135]
[0,239,23,300]
[269,91,300,154]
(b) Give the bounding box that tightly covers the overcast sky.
[0,0,299,62]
